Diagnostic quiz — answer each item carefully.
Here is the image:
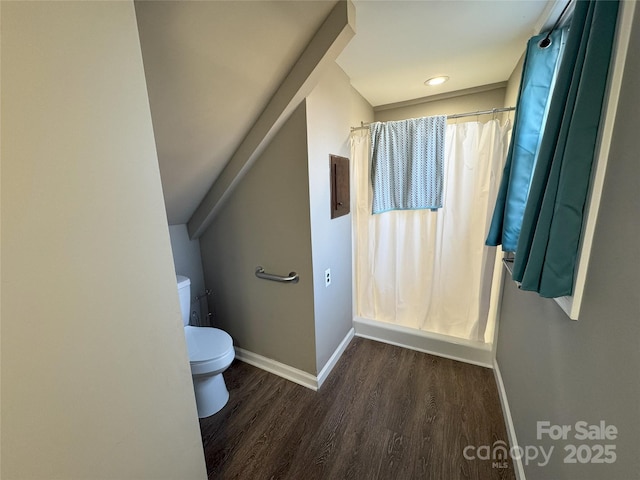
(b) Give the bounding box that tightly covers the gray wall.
[1,2,207,478]
[504,53,524,112]
[374,85,507,123]
[169,224,208,325]
[199,103,317,374]
[306,63,356,371]
[199,64,375,377]
[496,8,640,479]
[351,85,375,129]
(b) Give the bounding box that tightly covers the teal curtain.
[513,0,620,297]
[486,28,566,251]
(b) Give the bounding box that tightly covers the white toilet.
[177,275,235,418]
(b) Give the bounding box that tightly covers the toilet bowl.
[177,275,235,418]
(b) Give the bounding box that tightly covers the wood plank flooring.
[199,337,515,480]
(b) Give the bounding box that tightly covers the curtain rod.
[350,106,516,132]
[539,0,573,48]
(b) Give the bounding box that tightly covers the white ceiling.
[136,0,552,225]
[337,0,551,107]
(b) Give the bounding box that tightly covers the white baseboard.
[353,316,493,368]
[493,359,526,480]
[234,328,354,391]
[317,328,355,388]
[234,347,319,390]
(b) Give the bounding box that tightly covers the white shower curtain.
[352,119,509,342]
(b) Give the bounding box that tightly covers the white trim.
[553,0,635,321]
[353,317,493,368]
[493,360,526,480]
[234,327,354,391]
[316,328,355,388]
[553,294,573,318]
[234,347,319,390]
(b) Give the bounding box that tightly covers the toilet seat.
[184,326,235,376]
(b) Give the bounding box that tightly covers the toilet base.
[192,372,230,418]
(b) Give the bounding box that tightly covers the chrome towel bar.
[255,266,299,284]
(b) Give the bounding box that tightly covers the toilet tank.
[176,275,191,326]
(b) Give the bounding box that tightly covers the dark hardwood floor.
[199,337,516,480]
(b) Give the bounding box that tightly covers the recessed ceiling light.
[424,76,449,86]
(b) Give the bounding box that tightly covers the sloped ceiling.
[135,1,337,225]
[136,0,553,226]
